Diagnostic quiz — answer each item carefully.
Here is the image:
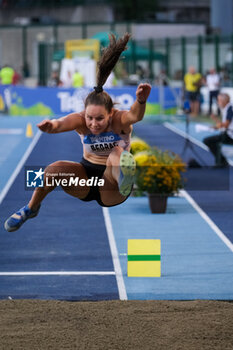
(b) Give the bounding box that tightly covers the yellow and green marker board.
[127,239,161,277]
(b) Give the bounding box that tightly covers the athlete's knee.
[44,161,66,177]
[106,146,124,166]
[45,160,64,171]
[110,146,124,157]
[42,162,62,189]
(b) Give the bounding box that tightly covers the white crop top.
[79,130,131,157]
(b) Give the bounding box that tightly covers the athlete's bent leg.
[100,146,136,206]
[28,161,89,209]
[4,161,89,232]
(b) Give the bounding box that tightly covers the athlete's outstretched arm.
[121,83,151,127]
[37,112,86,133]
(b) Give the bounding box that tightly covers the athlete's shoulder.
[112,108,125,118]
[73,110,89,134]
[110,109,121,127]
[111,108,132,134]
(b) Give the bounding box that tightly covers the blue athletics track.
[0,115,233,301]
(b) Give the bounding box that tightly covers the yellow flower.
[130,137,150,155]
[135,146,186,195]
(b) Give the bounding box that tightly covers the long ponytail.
[85,33,131,112]
[96,33,130,89]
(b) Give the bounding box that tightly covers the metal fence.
[0,22,232,85]
[166,35,233,84]
[0,22,130,78]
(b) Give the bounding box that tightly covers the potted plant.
[133,145,186,213]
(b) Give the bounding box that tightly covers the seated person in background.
[203,93,233,167]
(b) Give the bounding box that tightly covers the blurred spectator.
[205,68,220,115]
[61,70,72,88]
[12,69,22,85]
[155,69,168,86]
[225,48,233,75]
[184,66,202,116]
[22,61,30,78]
[173,69,183,80]
[0,64,14,84]
[72,70,84,88]
[47,71,62,87]
[219,67,231,87]
[203,93,233,167]
[136,65,145,80]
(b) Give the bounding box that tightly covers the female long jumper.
[5,34,151,232]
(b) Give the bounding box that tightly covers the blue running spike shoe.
[118,151,136,196]
[4,204,41,232]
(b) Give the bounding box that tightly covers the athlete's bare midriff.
[82,150,109,165]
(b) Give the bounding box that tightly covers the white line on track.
[0,271,115,276]
[102,207,127,301]
[164,122,233,252]
[181,190,233,253]
[0,128,23,135]
[0,129,42,205]
[163,122,233,252]
[164,122,209,151]
[164,122,233,167]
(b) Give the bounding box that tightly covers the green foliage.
[9,103,53,116]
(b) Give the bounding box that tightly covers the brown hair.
[85,33,131,113]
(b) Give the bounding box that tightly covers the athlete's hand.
[136,83,151,104]
[37,119,57,133]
